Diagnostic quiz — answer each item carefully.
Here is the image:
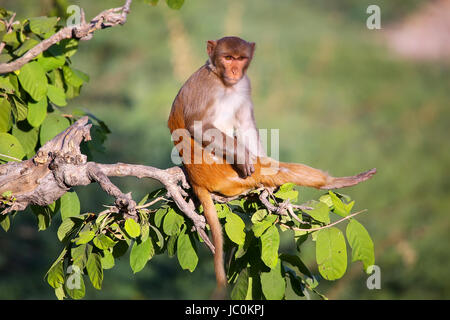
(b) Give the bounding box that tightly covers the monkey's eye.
[237,56,247,61]
[224,56,233,61]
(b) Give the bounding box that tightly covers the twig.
[279,209,368,233]
[0,0,133,74]
[136,196,168,209]
[0,12,17,55]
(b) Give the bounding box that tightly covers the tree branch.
[0,0,133,74]
[0,116,215,253]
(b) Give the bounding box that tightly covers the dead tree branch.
[0,0,133,74]
[0,116,214,252]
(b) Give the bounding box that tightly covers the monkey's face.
[218,54,250,86]
[207,37,256,87]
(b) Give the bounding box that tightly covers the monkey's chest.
[211,93,245,136]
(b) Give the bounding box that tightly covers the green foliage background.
[0,0,449,299]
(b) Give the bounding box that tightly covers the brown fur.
[167,37,376,293]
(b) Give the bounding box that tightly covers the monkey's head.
[207,36,255,87]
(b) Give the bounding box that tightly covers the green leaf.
[27,97,47,128]
[319,194,333,208]
[2,31,19,49]
[316,227,347,280]
[124,218,141,238]
[58,39,79,57]
[38,52,66,72]
[12,124,39,158]
[140,222,150,242]
[149,224,165,249]
[177,228,198,272]
[65,274,85,300]
[231,268,249,300]
[138,193,149,206]
[167,235,177,257]
[130,238,154,273]
[71,244,88,270]
[101,250,115,270]
[0,77,15,93]
[252,214,277,238]
[274,183,298,202]
[31,205,54,231]
[13,38,39,57]
[251,209,268,224]
[260,225,280,269]
[163,208,184,236]
[166,0,184,10]
[60,191,80,220]
[11,96,27,121]
[75,230,95,245]
[86,252,103,290]
[304,201,330,224]
[279,253,313,278]
[18,61,48,101]
[346,219,375,273]
[225,212,246,245]
[72,68,89,83]
[260,260,285,300]
[47,84,67,106]
[47,260,64,289]
[215,203,231,219]
[0,214,10,232]
[93,234,116,250]
[154,207,168,227]
[0,97,12,132]
[0,133,24,162]
[39,113,70,145]
[29,16,58,35]
[62,65,84,87]
[329,191,353,217]
[57,217,80,241]
[54,286,65,300]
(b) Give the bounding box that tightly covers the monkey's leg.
[256,157,376,190]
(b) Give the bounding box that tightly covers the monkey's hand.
[233,147,256,178]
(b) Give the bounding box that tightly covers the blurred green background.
[1,0,449,299]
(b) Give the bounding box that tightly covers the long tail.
[193,186,227,296]
[256,157,376,190]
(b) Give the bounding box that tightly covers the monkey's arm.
[186,120,254,177]
[235,102,266,157]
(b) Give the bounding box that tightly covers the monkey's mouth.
[223,76,241,85]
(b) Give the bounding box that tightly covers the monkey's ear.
[249,42,256,58]
[207,40,217,58]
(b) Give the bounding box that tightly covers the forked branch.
[0,116,214,252]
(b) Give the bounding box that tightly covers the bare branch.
[0,0,133,74]
[279,209,368,233]
[0,115,215,253]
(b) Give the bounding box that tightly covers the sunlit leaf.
[346,219,375,273]
[316,227,347,280]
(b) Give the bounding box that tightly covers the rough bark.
[0,116,214,252]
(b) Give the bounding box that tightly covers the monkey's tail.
[194,186,228,298]
[256,157,376,190]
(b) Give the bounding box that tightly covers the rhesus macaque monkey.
[168,36,376,294]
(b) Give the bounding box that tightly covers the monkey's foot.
[320,168,377,190]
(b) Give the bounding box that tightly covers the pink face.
[207,38,255,86]
[219,54,250,85]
